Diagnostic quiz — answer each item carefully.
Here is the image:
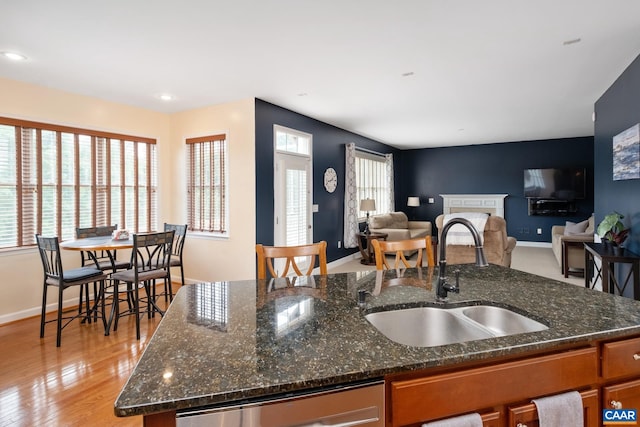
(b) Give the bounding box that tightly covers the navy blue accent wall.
[594,53,640,256]
[396,138,595,242]
[254,99,399,262]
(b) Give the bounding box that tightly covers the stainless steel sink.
[364,304,548,347]
[461,305,548,336]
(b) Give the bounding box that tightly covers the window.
[0,117,157,249]
[275,126,310,155]
[186,134,228,234]
[355,150,391,217]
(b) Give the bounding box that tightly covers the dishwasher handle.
[293,406,380,427]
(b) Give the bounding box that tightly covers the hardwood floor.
[0,285,179,427]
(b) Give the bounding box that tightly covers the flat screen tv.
[524,168,586,200]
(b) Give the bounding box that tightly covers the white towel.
[443,213,488,246]
[422,413,483,427]
[532,391,583,427]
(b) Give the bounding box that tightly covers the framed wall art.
[613,123,640,181]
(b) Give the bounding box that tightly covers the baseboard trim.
[516,241,552,248]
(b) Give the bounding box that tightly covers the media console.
[527,198,578,216]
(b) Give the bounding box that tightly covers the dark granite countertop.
[115,265,640,417]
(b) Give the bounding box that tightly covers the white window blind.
[186,134,228,234]
[355,150,390,216]
[0,117,157,249]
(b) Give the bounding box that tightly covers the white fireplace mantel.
[440,194,508,218]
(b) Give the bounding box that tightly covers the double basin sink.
[365,304,548,347]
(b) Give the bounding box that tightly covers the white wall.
[168,100,256,283]
[0,78,256,324]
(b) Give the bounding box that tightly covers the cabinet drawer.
[390,347,597,427]
[508,389,599,427]
[602,337,640,379]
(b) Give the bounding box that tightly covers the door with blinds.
[273,126,312,276]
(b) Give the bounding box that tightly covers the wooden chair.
[109,231,175,340]
[370,236,435,296]
[255,241,328,280]
[36,234,109,346]
[370,236,435,270]
[255,241,328,308]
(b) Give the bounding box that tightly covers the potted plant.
[597,212,630,249]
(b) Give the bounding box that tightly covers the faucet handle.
[448,270,460,294]
[357,289,371,306]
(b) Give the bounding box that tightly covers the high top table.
[59,235,133,269]
[584,242,640,300]
[60,235,134,334]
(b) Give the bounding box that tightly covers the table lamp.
[360,198,376,234]
[407,196,420,220]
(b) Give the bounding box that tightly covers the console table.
[584,242,640,300]
[356,231,388,265]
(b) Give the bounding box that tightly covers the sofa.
[369,212,432,255]
[435,214,517,267]
[551,215,595,277]
[369,211,432,240]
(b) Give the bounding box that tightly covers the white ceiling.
[1,1,640,149]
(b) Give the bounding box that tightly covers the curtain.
[385,153,394,213]
[343,143,359,248]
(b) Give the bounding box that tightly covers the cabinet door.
[603,379,640,414]
[508,389,598,427]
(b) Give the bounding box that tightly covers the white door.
[273,126,313,275]
[274,153,312,247]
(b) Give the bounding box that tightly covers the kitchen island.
[115,265,640,426]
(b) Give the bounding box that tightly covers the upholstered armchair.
[551,215,594,277]
[435,214,517,267]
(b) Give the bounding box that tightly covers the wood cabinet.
[601,337,640,420]
[388,347,598,426]
[387,336,640,427]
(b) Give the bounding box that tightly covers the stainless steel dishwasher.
[176,380,384,427]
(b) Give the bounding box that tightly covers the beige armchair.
[551,215,594,277]
[435,214,517,267]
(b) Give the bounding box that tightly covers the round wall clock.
[323,167,337,193]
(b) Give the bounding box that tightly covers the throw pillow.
[564,219,589,236]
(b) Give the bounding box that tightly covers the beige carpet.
[328,244,584,287]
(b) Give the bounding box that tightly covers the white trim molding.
[441,194,508,217]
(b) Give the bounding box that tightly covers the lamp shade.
[407,197,420,207]
[360,198,376,212]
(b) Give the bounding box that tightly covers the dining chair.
[36,234,109,347]
[255,241,327,280]
[255,241,328,308]
[370,236,435,296]
[163,223,188,298]
[370,236,435,270]
[109,230,175,340]
[76,225,132,319]
[76,224,130,271]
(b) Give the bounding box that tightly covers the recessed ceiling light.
[2,51,27,61]
[562,38,581,46]
[158,94,173,101]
